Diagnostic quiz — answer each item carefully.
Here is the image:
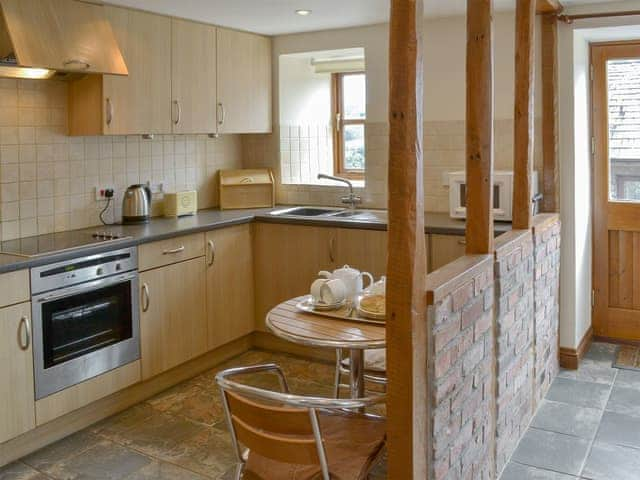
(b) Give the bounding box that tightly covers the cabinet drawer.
[138,233,205,271]
[0,270,30,307]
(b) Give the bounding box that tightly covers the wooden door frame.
[591,40,640,339]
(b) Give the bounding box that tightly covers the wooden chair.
[216,363,386,480]
[333,348,387,398]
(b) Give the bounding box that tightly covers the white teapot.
[319,265,373,302]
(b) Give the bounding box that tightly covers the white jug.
[318,265,374,302]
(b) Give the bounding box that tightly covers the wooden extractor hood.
[0,0,127,79]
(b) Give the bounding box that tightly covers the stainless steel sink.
[270,207,344,217]
[330,210,387,222]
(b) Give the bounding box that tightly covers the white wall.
[558,8,640,349]
[279,53,332,125]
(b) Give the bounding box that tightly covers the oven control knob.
[96,267,104,276]
[115,263,122,271]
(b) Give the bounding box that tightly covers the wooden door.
[593,42,640,341]
[103,6,172,135]
[253,223,336,331]
[429,234,466,272]
[0,302,35,443]
[206,224,255,349]
[334,228,388,279]
[139,257,207,379]
[216,28,272,134]
[171,19,217,134]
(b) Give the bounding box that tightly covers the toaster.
[164,191,198,217]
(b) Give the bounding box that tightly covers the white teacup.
[310,278,346,305]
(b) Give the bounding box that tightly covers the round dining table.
[265,297,386,399]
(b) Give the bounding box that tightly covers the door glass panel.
[343,124,365,170]
[342,73,366,120]
[608,58,640,202]
[41,281,133,368]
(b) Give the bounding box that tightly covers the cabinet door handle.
[457,239,467,245]
[18,316,30,350]
[173,100,181,125]
[106,98,113,126]
[217,102,225,126]
[329,236,336,263]
[141,284,150,312]
[163,246,185,255]
[207,240,216,266]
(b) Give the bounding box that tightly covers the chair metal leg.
[234,463,243,480]
[333,348,342,398]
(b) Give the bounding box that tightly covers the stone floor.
[501,342,640,480]
[0,349,387,480]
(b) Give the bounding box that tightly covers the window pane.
[342,73,366,120]
[343,124,365,170]
[608,58,640,202]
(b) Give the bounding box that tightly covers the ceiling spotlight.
[295,9,312,16]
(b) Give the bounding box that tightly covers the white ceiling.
[105,0,622,36]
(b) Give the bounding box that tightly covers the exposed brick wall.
[532,215,561,405]
[493,231,535,474]
[428,256,495,480]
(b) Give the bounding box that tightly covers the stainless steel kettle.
[122,184,151,224]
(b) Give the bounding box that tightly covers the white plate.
[356,294,386,320]
[298,295,346,311]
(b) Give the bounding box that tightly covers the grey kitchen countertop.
[0,206,511,274]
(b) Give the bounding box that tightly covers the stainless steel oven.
[31,247,140,399]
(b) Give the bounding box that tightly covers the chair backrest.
[224,391,323,466]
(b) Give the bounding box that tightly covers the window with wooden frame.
[332,72,366,179]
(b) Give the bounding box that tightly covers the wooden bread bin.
[219,168,275,210]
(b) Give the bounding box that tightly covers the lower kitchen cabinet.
[335,227,388,279]
[254,223,336,331]
[429,234,467,271]
[0,302,35,443]
[206,224,255,349]
[139,257,207,380]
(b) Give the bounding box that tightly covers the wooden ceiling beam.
[536,0,563,14]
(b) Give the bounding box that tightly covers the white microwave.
[448,170,538,222]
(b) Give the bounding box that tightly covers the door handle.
[141,284,150,312]
[457,239,467,245]
[217,102,225,126]
[106,98,113,126]
[63,59,90,70]
[18,316,30,350]
[173,100,182,125]
[207,240,216,266]
[163,246,185,255]
[329,236,336,263]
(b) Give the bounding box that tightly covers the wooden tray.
[295,296,386,325]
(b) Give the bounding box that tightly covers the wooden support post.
[466,0,495,254]
[536,0,563,14]
[512,0,536,230]
[541,13,559,212]
[386,0,427,478]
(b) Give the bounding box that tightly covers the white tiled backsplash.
[243,119,543,211]
[0,79,243,241]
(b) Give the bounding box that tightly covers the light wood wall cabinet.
[0,301,35,443]
[217,28,272,134]
[68,6,172,136]
[0,0,127,75]
[139,256,208,380]
[429,234,466,271]
[171,18,217,134]
[206,224,254,349]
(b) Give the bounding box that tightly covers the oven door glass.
[41,281,133,369]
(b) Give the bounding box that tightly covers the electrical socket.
[95,186,116,202]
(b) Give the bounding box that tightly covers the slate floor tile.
[122,460,210,479]
[0,462,49,480]
[605,386,640,418]
[596,411,640,449]
[22,430,101,472]
[614,368,640,391]
[43,439,151,480]
[511,428,590,476]
[582,442,640,480]
[545,378,611,410]
[557,359,617,385]
[583,342,618,364]
[531,400,601,439]
[500,462,578,479]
